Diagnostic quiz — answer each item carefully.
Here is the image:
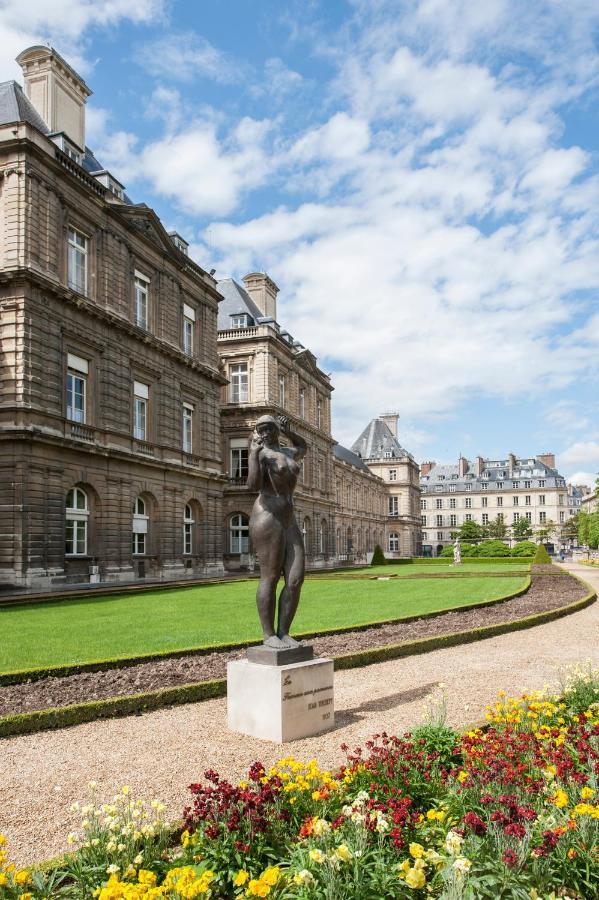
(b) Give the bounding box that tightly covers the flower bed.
[1,665,597,899]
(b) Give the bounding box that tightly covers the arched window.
[230,513,249,554]
[132,496,149,555]
[319,519,328,555]
[388,532,399,552]
[65,487,88,555]
[183,503,194,555]
[302,517,311,554]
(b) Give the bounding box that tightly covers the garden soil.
[0,562,597,865]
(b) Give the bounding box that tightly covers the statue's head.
[255,414,280,446]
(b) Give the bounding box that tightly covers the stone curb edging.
[0,574,594,740]
[0,577,532,686]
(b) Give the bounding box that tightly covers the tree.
[536,519,557,545]
[454,520,484,543]
[512,518,533,540]
[487,515,508,539]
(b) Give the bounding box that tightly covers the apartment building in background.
[0,46,227,588]
[420,452,582,555]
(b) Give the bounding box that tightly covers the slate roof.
[217,278,265,330]
[351,417,412,460]
[420,456,566,492]
[0,80,50,134]
[333,443,371,472]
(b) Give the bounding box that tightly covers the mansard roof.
[420,456,566,491]
[333,443,371,472]
[351,417,412,460]
[0,80,49,134]
[217,278,265,328]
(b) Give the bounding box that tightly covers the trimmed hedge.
[534,544,552,564]
[371,544,387,566]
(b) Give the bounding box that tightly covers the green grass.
[339,561,531,576]
[0,574,528,673]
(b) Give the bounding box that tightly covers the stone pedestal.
[227,657,334,743]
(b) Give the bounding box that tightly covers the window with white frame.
[134,272,149,329]
[481,483,488,490]
[437,531,443,541]
[449,514,457,527]
[279,373,286,406]
[182,403,193,453]
[559,511,565,523]
[482,513,489,525]
[465,497,472,508]
[420,499,427,510]
[389,469,397,481]
[497,496,503,507]
[539,511,547,524]
[448,484,456,493]
[481,496,488,508]
[449,498,456,509]
[513,512,520,522]
[539,495,546,505]
[183,503,194,554]
[132,496,149,555]
[230,513,249,554]
[497,481,504,490]
[513,496,519,506]
[231,314,248,328]
[497,512,504,522]
[525,495,531,506]
[465,513,472,522]
[388,532,399,552]
[230,438,249,480]
[524,480,531,488]
[421,515,427,525]
[67,227,88,293]
[299,387,305,418]
[525,512,532,522]
[538,479,545,487]
[183,303,195,355]
[436,498,443,509]
[465,483,472,491]
[389,496,399,516]
[65,487,88,556]
[133,381,149,440]
[66,353,88,423]
[230,363,248,403]
[436,514,443,527]
[317,399,322,429]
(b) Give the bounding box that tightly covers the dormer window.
[92,170,125,200]
[231,314,249,329]
[51,133,82,165]
[169,231,189,255]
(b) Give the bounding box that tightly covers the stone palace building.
[0,45,420,589]
[420,453,584,556]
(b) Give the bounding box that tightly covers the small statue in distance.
[453,537,462,566]
[247,414,307,649]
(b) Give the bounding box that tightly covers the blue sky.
[2,0,598,484]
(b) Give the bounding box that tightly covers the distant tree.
[536,519,557,545]
[512,518,533,540]
[487,515,508,539]
[454,520,485,543]
[371,544,386,565]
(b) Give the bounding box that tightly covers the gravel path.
[0,562,597,866]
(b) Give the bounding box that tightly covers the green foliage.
[370,544,387,566]
[558,660,599,714]
[578,506,599,549]
[455,520,485,542]
[512,517,533,540]
[476,540,510,557]
[533,543,552,564]
[486,515,508,539]
[439,543,477,558]
[511,541,537,557]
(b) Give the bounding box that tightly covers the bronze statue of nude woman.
[247,414,307,650]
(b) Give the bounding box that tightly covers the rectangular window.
[449,498,456,509]
[512,481,519,490]
[134,273,149,328]
[183,304,195,355]
[513,512,520,522]
[448,484,456,493]
[279,374,286,406]
[133,381,148,440]
[538,480,545,487]
[420,499,427,510]
[231,314,247,328]
[389,496,399,516]
[230,438,249,480]
[525,495,531,505]
[497,513,504,522]
[465,497,472,508]
[184,523,192,555]
[182,403,193,453]
[132,532,146,555]
[66,353,88,423]
[230,363,248,403]
[524,480,531,488]
[539,495,546,505]
[497,481,503,490]
[497,496,503,507]
[436,498,443,509]
[539,511,547,524]
[436,514,443,527]
[317,399,322,429]
[389,469,397,481]
[421,516,427,525]
[482,513,489,525]
[481,496,488,508]
[65,519,87,555]
[437,531,443,541]
[465,483,472,491]
[513,496,519,506]
[525,512,532,522]
[465,513,472,522]
[299,387,305,418]
[449,514,457,527]
[559,511,565,523]
[67,227,88,293]
[481,483,487,490]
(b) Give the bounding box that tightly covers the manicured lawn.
[335,561,531,576]
[0,574,528,673]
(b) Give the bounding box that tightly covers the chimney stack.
[474,455,485,476]
[380,412,399,438]
[242,272,279,321]
[458,455,469,477]
[420,461,436,476]
[537,452,556,470]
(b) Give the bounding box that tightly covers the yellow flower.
[409,843,425,859]
[309,848,326,864]
[246,879,270,898]
[293,869,314,885]
[311,790,321,801]
[581,786,595,800]
[234,869,250,886]
[552,789,569,809]
[405,867,426,889]
[399,859,411,875]
[457,771,468,784]
[14,870,31,886]
[261,867,280,887]
[0,874,8,887]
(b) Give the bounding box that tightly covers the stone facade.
[0,47,226,588]
[420,453,582,555]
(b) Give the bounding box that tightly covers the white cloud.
[139,117,272,216]
[0,0,164,80]
[566,471,598,488]
[135,30,238,83]
[250,58,303,102]
[558,442,599,469]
